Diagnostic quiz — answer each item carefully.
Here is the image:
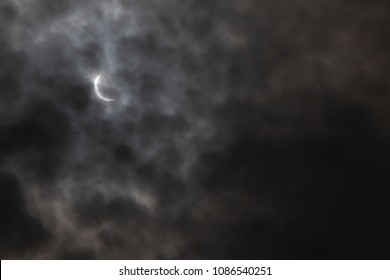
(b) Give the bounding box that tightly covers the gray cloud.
[0,0,389,259]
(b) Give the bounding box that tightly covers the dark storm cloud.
[0,172,50,259]
[189,95,390,259]
[0,0,389,259]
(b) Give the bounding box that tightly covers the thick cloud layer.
[1,0,389,259]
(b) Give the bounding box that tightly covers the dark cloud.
[0,172,50,259]
[189,94,390,259]
[0,0,389,259]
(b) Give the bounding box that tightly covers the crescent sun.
[94,75,115,102]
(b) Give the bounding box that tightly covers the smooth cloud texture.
[0,0,389,259]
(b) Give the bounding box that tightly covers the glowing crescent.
[94,75,115,102]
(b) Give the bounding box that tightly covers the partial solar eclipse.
[94,74,115,102]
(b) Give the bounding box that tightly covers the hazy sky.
[0,0,389,259]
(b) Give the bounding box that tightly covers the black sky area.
[0,0,390,259]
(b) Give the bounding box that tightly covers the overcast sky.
[0,0,389,259]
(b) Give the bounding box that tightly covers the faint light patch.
[129,189,157,213]
[216,22,248,48]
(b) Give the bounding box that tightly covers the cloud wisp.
[0,0,389,259]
